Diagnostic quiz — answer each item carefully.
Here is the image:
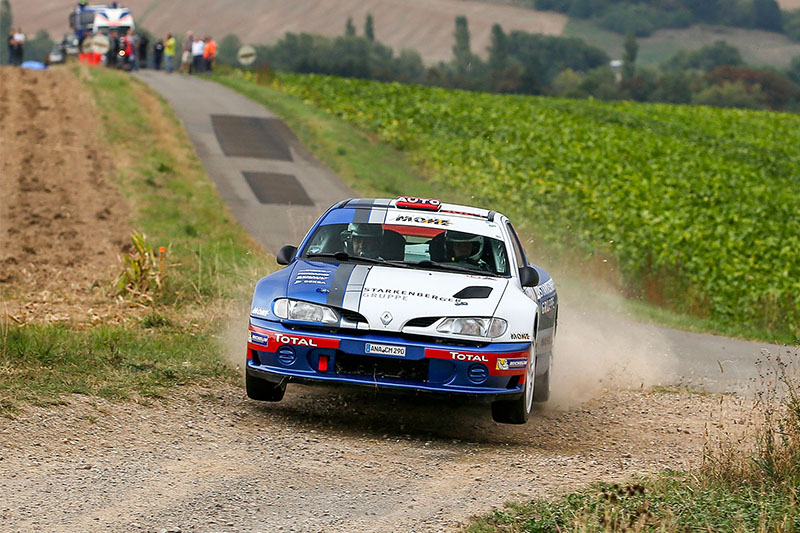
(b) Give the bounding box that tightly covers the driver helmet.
[445,230,483,262]
[341,223,383,258]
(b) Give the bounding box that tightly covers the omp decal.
[540,296,556,314]
[496,357,527,371]
[425,348,528,375]
[247,325,340,353]
[510,332,530,340]
[251,306,271,317]
[533,278,556,299]
[393,215,452,226]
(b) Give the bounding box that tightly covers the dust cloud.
[219,300,252,378]
[549,280,677,409]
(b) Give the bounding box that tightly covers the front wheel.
[246,372,286,402]
[491,342,536,424]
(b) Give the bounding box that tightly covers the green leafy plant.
[115,231,168,304]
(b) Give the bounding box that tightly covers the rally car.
[246,197,557,424]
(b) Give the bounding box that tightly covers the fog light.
[277,346,296,365]
[467,363,488,384]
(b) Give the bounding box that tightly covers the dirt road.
[0,382,748,532]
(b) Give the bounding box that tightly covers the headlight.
[273,299,339,325]
[436,317,508,338]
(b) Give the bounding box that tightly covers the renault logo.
[380,311,393,325]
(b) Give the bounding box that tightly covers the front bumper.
[246,318,531,398]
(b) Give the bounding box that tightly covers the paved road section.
[135,71,353,255]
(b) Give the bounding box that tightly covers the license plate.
[365,343,406,357]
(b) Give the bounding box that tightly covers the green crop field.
[267,72,800,341]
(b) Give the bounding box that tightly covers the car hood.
[287,260,508,332]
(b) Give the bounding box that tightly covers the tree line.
[528,0,798,39]
[215,14,800,112]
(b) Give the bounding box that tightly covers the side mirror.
[276,245,297,265]
[519,266,539,288]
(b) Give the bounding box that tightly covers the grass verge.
[0,66,269,415]
[465,473,799,532]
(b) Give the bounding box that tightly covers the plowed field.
[0,66,130,324]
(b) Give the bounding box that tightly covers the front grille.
[339,308,368,323]
[404,316,441,328]
[335,352,429,382]
[399,332,489,348]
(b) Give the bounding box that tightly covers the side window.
[505,222,527,268]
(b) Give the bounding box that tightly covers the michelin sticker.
[496,357,527,371]
[249,332,270,345]
[251,306,271,317]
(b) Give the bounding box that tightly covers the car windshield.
[301,222,510,277]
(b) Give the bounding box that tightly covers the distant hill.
[14,0,567,63]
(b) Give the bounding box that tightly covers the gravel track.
[0,383,748,532]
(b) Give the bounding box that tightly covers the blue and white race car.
[246,197,557,424]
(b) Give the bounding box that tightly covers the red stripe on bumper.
[425,347,529,376]
[248,326,340,353]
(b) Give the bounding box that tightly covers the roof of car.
[337,197,501,222]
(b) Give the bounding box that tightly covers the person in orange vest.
[203,35,217,72]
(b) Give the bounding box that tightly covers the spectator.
[164,33,175,73]
[153,39,164,70]
[120,30,134,70]
[191,35,205,74]
[138,32,149,68]
[180,31,193,74]
[127,29,139,70]
[107,30,119,68]
[203,35,216,72]
[78,30,92,65]
[7,32,17,66]
[12,28,24,65]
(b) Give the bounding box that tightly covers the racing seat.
[428,232,446,262]
[380,230,406,261]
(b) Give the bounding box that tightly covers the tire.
[246,371,286,402]
[533,351,552,403]
[491,341,536,424]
